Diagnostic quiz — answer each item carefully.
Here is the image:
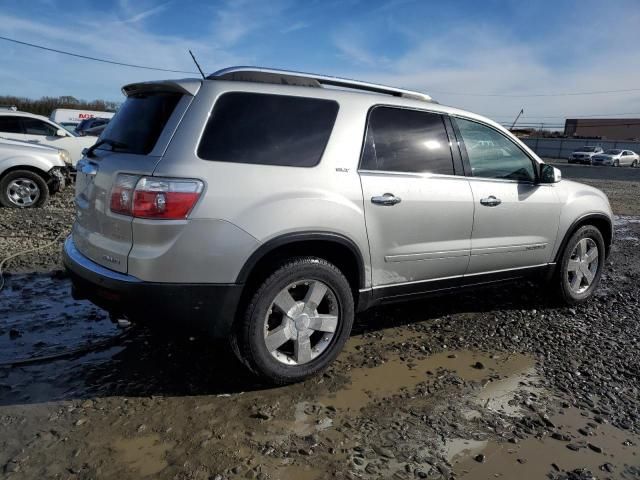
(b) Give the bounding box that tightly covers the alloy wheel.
[263,280,339,365]
[567,238,599,294]
[6,178,40,207]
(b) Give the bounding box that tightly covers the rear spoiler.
[122,78,202,97]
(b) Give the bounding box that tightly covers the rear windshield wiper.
[85,138,129,158]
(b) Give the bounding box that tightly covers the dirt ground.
[0,175,639,480]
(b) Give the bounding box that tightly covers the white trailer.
[49,109,115,129]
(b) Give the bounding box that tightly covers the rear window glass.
[197,92,339,167]
[98,92,181,155]
[22,118,58,136]
[0,116,23,133]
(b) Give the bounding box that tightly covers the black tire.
[632,159,638,168]
[554,225,605,305]
[233,257,354,385]
[613,159,620,167]
[0,169,49,208]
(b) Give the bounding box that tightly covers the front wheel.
[234,257,354,384]
[613,159,620,167]
[555,225,605,305]
[0,170,49,208]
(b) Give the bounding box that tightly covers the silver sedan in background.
[591,149,639,167]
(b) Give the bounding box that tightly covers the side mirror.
[540,163,561,183]
[56,129,67,137]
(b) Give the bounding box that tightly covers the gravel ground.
[0,181,639,479]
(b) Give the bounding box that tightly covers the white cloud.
[331,6,640,125]
[0,9,247,101]
[118,1,172,24]
[281,21,309,34]
[211,0,289,47]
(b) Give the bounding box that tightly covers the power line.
[502,121,640,128]
[0,35,198,75]
[490,112,640,119]
[3,34,640,99]
[432,87,640,98]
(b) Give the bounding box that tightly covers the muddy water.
[453,408,640,478]
[320,349,535,413]
[112,434,173,477]
[2,271,640,478]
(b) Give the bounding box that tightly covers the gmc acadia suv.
[63,67,614,384]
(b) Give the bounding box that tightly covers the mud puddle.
[112,434,173,477]
[453,408,640,478]
[0,274,118,365]
[319,349,535,413]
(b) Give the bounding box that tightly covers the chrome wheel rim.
[6,178,40,207]
[567,238,599,294]
[264,280,339,365]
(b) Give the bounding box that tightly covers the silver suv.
[63,67,614,384]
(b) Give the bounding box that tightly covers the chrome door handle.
[371,193,402,206]
[480,195,501,207]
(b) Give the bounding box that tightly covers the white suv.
[0,111,96,166]
[63,67,614,384]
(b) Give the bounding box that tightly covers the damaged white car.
[0,138,71,208]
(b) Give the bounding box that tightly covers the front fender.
[551,180,614,260]
[0,154,64,176]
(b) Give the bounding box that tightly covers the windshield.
[97,92,181,155]
[578,146,597,152]
[604,149,622,155]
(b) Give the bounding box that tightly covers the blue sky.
[1,0,640,126]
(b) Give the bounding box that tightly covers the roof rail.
[208,66,433,102]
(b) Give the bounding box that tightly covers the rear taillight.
[110,174,203,220]
[110,174,139,215]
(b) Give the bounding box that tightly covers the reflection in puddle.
[444,438,488,463]
[112,434,172,477]
[275,464,323,480]
[320,350,534,412]
[453,408,640,478]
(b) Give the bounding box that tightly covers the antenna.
[189,50,205,79]
[510,108,524,130]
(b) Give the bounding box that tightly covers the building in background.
[564,118,640,140]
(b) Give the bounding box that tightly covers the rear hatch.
[73,80,200,273]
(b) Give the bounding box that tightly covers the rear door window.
[21,118,58,136]
[197,92,339,167]
[360,106,455,174]
[98,92,182,155]
[0,116,23,133]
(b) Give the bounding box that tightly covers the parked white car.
[568,146,603,164]
[591,149,639,167]
[0,138,71,207]
[0,111,97,166]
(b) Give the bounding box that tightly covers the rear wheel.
[555,225,605,305]
[632,159,638,168]
[233,257,354,384]
[0,170,49,208]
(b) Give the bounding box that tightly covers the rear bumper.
[62,236,242,338]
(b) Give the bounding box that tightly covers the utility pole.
[510,108,524,130]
